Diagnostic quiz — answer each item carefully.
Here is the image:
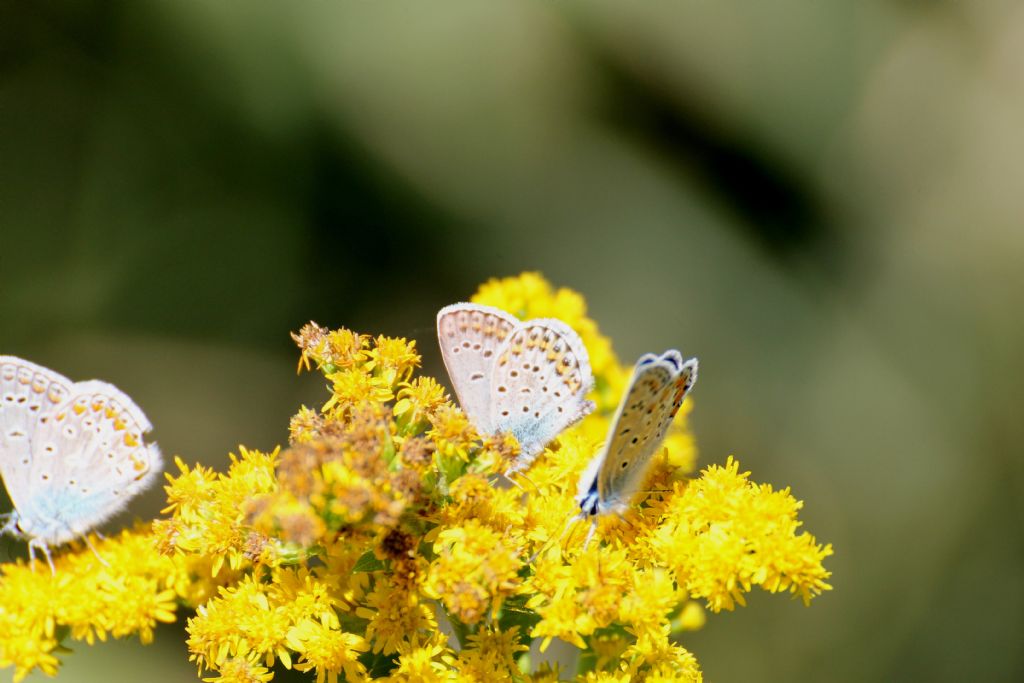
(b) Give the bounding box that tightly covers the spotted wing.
[0,356,74,515]
[437,303,520,434]
[22,380,161,545]
[490,319,595,471]
[594,350,697,510]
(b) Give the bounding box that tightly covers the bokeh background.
[3,1,1023,681]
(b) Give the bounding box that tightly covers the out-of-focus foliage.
[2,1,1022,681]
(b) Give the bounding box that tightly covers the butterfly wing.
[593,350,697,512]
[490,318,595,471]
[437,303,520,434]
[18,380,160,545]
[0,356,74,517]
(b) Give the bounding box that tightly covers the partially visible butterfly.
[576,350,697,532]
[437,303,595,472]
[0,356,161,570]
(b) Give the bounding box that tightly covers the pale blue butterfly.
[437,303,595,472]
[0,356,161,570]
[575,350,697,542]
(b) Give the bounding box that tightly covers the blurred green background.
[3,1,1023,681]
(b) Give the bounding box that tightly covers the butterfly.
[437,303,595,472]
[575,349,697,538]
[0,356,161,570]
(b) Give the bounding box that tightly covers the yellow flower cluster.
[0,527,184,681]
[0,272,833,683]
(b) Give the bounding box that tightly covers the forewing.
[596,351,697,508]
[490,318,595,469]
[437,303,519,434]
[26,380,161,542]
[0,357,74,512]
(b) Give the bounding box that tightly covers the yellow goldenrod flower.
[455,625,529,680]
[0,273,832,682]
[356,575,438,654]
[651,456,833,612]
[365,336,421,387]
[201,646,274,683]
[287,619,369,683]
[0,527,182,681]
[394,377,449,434]
[425,521,523,626]
[385,632,457,682]
[289,405,324,444]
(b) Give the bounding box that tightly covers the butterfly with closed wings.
[574,349,697,545]
[0,356,161,571]
[436,303,595,473]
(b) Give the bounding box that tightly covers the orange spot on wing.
[124,433,140,447]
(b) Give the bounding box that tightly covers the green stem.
[576,643,598,676]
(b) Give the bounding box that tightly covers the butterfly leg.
[581,519,598,551]
[42,545,55,575]
[29,540,55,575]
[509,470,541,495]
[82,533,109,567]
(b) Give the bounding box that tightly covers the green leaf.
[353,551,385,573]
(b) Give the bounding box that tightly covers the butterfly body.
[437,303,595,472]
[576,350,697,520]
[0,356,161,557]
